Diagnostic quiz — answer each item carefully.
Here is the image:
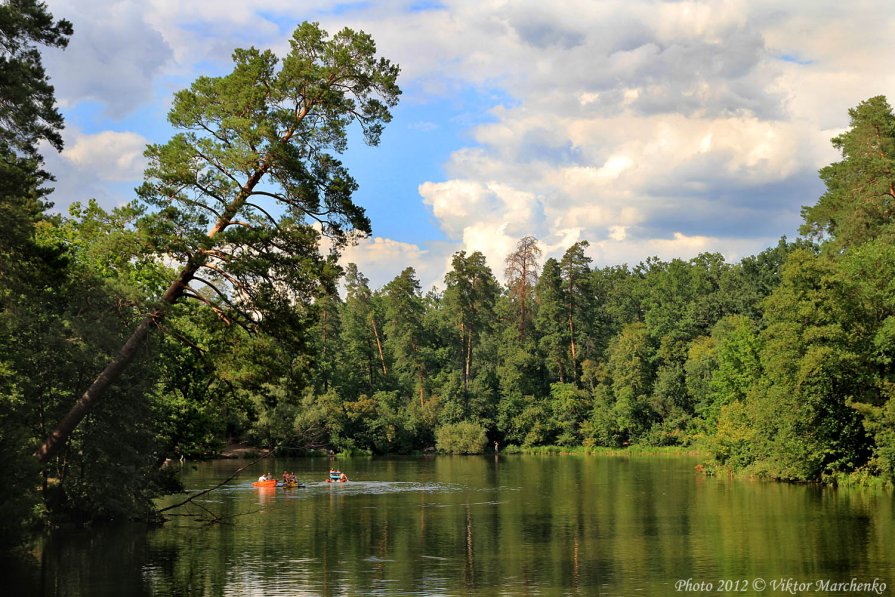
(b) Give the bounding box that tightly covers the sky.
[40,0,895,291]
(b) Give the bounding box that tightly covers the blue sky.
[40,0,895,290]
[340,86,514,246]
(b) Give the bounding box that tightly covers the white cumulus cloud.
[37,0,895,277]
[338,236,456,292]
[63,131,149,181]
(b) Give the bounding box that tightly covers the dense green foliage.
[33,19,401,464]
[1,0,72,547]
[3,0,895,552]
[0,11,400,546]
[435,421,488,454]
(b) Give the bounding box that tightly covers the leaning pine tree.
[35,22,400,462]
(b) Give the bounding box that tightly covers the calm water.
[4,454,895,596]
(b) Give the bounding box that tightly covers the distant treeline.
[278,95,895,494]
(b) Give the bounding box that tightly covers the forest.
[3,1,895,549]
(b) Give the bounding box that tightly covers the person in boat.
[339,472,348,482]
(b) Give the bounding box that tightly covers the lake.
[3,454,894,595]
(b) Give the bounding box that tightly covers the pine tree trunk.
[465,332,472,392]
[371,315,388,375]
[460,322,469,393]
[418,366,424,408]
[321,307,328,392]
[568,280,577,363]
[34,263,193,462]
[34,163,274,462]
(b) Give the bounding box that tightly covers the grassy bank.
[499,444,706,458]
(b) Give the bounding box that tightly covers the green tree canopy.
[801,95,895,249]
[383,267,427,406]
[0,0,71,159]
[443,250,499,395]
[536,257,570,383]
[559,240,593,374]
[0,0,71,281]
[0,0,72,546]
[35,21,401,462]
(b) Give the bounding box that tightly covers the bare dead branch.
[177,194,225,220]
[193,148,242,187]
[185,288,256,334]
[198,121,232,147]
[190,275,233,305]
[182,288,234,325]
[197,247,234,263]
[243,195,283,227]
[157,451,272,514]
[193,181,230,209]
[198,262,253,296]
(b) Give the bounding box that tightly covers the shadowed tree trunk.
[37,168,273,462]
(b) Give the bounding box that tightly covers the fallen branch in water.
[163,502,263,525]
[157,451,272,516]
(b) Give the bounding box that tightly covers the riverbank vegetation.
[3,0,895,550]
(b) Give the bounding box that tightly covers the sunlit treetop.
[801,95,895,250]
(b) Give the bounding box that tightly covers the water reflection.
[3,455,894,595]
[255,485,276,506]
